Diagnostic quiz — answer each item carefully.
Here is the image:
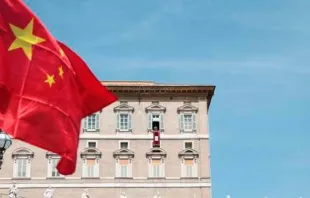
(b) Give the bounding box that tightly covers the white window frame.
[119,140,130,149]
[86,140,98,148]
[179,113,197,133]
[181,158,198,178]
[148,158,165,178]
[13,157,31,178]
[82,157,100,178]
[82,112,100,132]
[147,112,164,132]
[12,149,33,179]
[115,158,132,178]
[183,141,194,149]
[47,156,63,178]
[116,113,132,132]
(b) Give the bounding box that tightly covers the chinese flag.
[0,0,117,175]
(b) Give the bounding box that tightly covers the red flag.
[0,0,117,175]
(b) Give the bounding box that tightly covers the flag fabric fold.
[0,0,117,175]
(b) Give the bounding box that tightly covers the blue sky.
[25,0,310,197]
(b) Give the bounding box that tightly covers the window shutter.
[148,113,152,130]
[116,160,120,177]
[179,114,184,131]
[128,113,132,130]
[47,158,51,177]
[192,114,196,131]
[82,159,87,177]
[95,159,99,177]
[148,159,152,177]
[13,159,18,178]
[116,113,120,130]
[83,117,87,130]
[95,113,100,130]
[26,158,31,178]
[193,160,198,177]
[128,160,132,177]
[160,159,165,177]
[181,159,185,177]
[160,113,164,130]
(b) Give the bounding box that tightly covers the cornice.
[106,85,215,109]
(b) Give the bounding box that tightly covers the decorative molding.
[80,148,102,158]
[105,84,215,109]
[0,182,211,189]
[145,102,166,113]
[79,134,209,140]
[113,148,134,158]
[45,152,60,158]
[146,148,167,158]
[11,148,34,158]
[114,103,134,113]
[178,148,199,158]
[177,103,198,113]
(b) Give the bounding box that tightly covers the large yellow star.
[58,66,64,78]
[8,19,45,60]
[44,74,55,87]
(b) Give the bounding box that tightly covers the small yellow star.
[8,18,45,60]
[44,74,55,87]
[59,48,65,57]
[58,66,64,78]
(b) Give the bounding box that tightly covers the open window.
[146,101,166,132]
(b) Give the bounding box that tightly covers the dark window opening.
[152,121,160,130]
[120,142,128,149]
[185,142,193,149]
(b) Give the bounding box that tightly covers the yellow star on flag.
[58,66,64,78]
[44,74,55,87]
[8,18,45,60]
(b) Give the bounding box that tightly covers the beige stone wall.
[0,93,212,198]
[0,187,211,198]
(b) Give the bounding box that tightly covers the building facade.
[0,81,215,198]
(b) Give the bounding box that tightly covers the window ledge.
[12,177,31,180]
[46,177,65,180]
[147,177,166,180]
[114,177,133,179]
[181,177,199,179]
[116,130,132,133]
[148,129,165,133]
[83,130,100,133]
[81,177,100,179]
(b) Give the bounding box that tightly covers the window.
[146,148,167,178]
[119,159,128,177]
[86,159,96,177]
[181,159,198,177]
[114,101,134,132]
[113,149,134,178]
[146,101,166,132]
[86,141,97,148]
[81,148,101,178]
[148,113,164,131]
[51,158,60,177]
[46,153,63,178]
[83,113,100,132]
[120,141,129,149]
[179,148,199,178]
[179,114,196,132]
[16,158,27,177]
[184,141,193,149]
[177,102,198,133]
[117,113,131,131]
[12,148,33,178]
[149,159,164,178]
